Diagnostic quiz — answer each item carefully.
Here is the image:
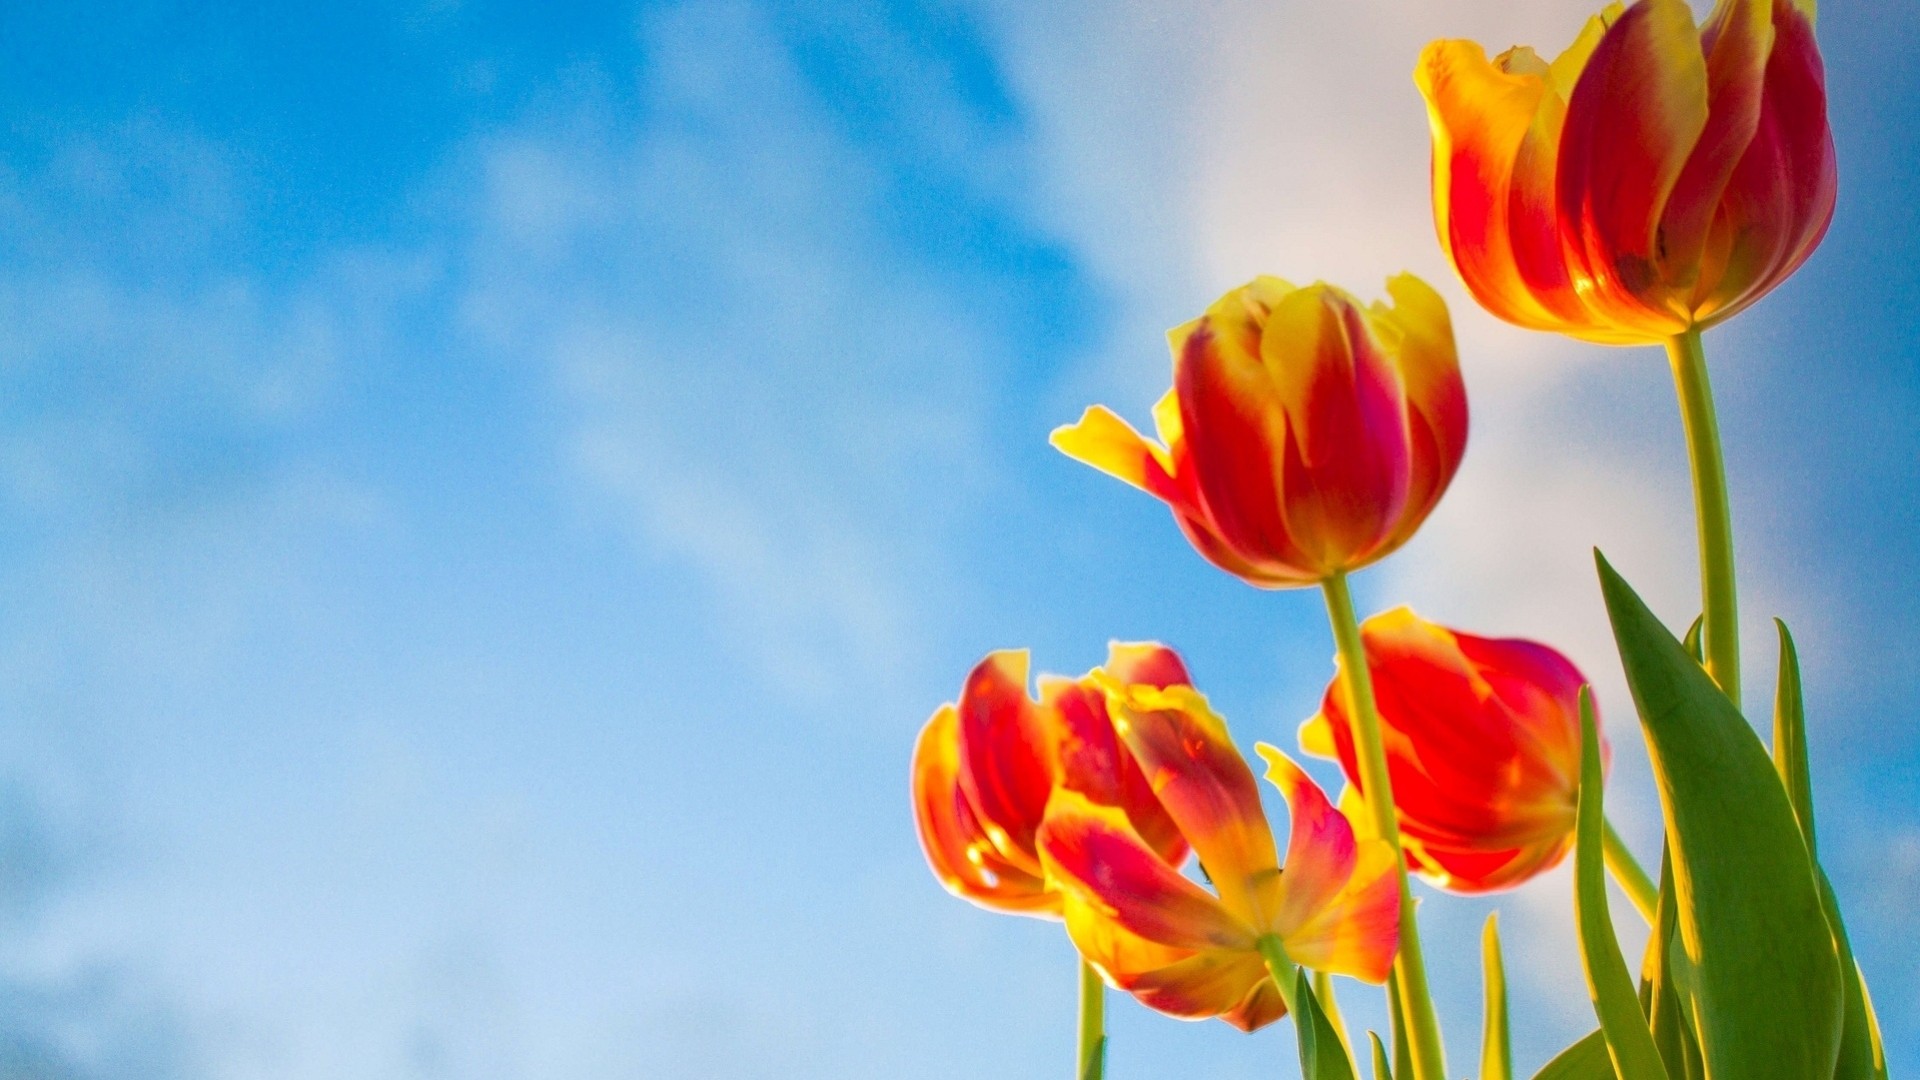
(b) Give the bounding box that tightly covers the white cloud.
[456,0,1035,704]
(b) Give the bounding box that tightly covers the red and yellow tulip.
[1417,0,1835,344]
[911,644,1191,916]
[1038,681,1399,1031]
[1052,275,1467,588]
[1301,608,1602,893]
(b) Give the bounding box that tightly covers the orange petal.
[1040,790,1254,952]
[1697,0,1835,323]
[1281,838,1401,983]
[954,651,1056,875]
[1124,948,1281,1030]
[1043,672,1187,866]
[1556,0,1710,334]
[1255,745,1359,935]
[1103,682,1283,930]
[1050,405,1172,496]
[1371,274,1467,553]
[910,705,1055,915]
[1417,38,1569,331]
[1261,285,1411,569]
[1660,0,1772,282]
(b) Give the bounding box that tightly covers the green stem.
[1077,958,1105,1080]
[1256,934,1303,1016]
[1667,328,1741,708]
[1321,572,1448,1080]
[1602,818,1659,924]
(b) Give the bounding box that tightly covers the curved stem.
[1321,573,1448,1080]
[1602,817,1659,924]
[1667,328,1741,708]
[1256,934,1302,1015]
[1076,958,1105,1080]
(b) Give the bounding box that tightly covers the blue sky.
[0,1,1913,1077]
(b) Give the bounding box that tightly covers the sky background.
[0,1,1913,1077]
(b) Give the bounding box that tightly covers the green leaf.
[1597,554,1843,1079]
[1528,1031,1612,1080]
[1773,621,1817,851]
[1481,913,1512,1080]
[1292,968,1357,1080]
[1574,686,1670,1080]
[1640,849,1704,1080]
[1369,1032,1394,1080]
[1683,615,1705,665]
[1775,621,1888,1080]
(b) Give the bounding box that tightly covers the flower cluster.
[910,2,1870,1078]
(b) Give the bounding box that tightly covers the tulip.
[1417,0,1838,713]
[1416,0,1835,345]
[1051,274,1466,588]
[910,644,1191,917]
[1039,680,1399,1032]
[1302,608,1603,894]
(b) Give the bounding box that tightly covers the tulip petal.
[1125,948,1282,1031]
[1660,0,1771,282]
[1045,672,1188,866]
[1104,682,1284,931]
[1699,0,1835,323]
[954,651,1055,875]
[1051,405,1176,498]
[1175,307,1313,576]
[1417,39,1575,333]
[1557,0,1710,334]
[1254,744,1359,934]
[1040,790,1255,952]
[911,705,1055,914]
[1372,274,1467,551]
[1282,839,1402,984]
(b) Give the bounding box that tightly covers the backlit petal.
[1281,839,1401,983]
[1254,744,1358,936]
[910,705,1055,914]
[1040,790,1254,952]
[954,651,1055,874]
[1104,682,1283,930]
[1557,0,1710,334]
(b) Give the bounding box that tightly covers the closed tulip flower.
[1052,274,1466,587]
[1300,608,1602,893]
[1417,0,1835,344]
[910,644,1191,917]
[1039,681,1399,1031]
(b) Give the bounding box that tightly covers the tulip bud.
[1053,275,1466,586]
[1302,608,1603,893]
[910,645,1189,917]
[1417,0,1835,344]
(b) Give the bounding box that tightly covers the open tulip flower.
[1417,0,1835,344]
[1301,608,1602,894]
[911,644,1192,917]
[1051,274,1466,588]
[1038,680,1399,1032]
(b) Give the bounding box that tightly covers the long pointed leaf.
[1574,687,1669,1080]
[1640,849,1704,1080]
[1293,968,1358,1080]
[1481,913,1511,1080]
[1597,554,1843,1079]
[1369,1032,1394,1080]
[1773,621,1817,850]
[1775,621,1889,1080]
